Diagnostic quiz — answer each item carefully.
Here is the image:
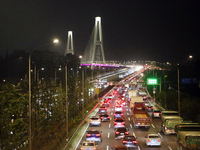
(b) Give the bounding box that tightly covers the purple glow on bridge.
[80,63,120,67]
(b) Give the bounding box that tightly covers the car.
[145,134,161,146]
[146,105,153,112]
[89,116,101,126]
[115,105,123,112]
[99,107,107,114]
[152,110,162,118]
[80,141,98,150]
[111,145,128,150]
[144,101,150,106]
[86,129,102,142]
[114,111,123,118]
[122,135,137,148]
[114,117,125,129]
[115,127,129,139]
[99,113,110,121]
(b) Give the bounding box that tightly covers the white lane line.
[168,146,172,150]
[112,109,113,111]
[109,124,111,128]
[110,117,112,121]
[108,132,110,138]
[132,132,136,137]
[138,146,140,150]
[75,122,90,150]
[128,117,130,121]
[151,124,155,128]
[107,145,109,150]
[111,112,113,115]
[127,113,129,115]
[126,109,128,111]
[158,132,163,138]
[130,124,132,128]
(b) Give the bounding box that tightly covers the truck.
[128,90,137,98]
[132,102,151,129]
[175,123,200,133]
[161,115,183,135]
[177,131,200,150]
[129,96,143,110]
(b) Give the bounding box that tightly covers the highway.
[75,91,178,150]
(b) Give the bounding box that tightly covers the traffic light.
[147,78,157,85]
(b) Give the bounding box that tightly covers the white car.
[89,116,101,126]
[80,141,98,150]
[115,105,123,112]
[145,134,161,146]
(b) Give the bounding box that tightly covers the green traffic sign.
[147,78,157,85]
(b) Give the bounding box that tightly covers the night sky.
[1,0,200,64]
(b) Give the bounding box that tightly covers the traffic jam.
[77,73,167,150]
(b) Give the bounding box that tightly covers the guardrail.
[63,86,115,150]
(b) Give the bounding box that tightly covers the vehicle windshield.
[149,135,159,138]
[117,128,127,132]
[88,131,100,134]
[115,119,124,122]
[83,142,95,146]
[124,136,136,140]
[91,118,99,120]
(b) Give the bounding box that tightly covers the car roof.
[148,133,159,136]
[83,141,95,144]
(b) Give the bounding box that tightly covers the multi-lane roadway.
[75,89,178,150]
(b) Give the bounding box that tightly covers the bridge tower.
[82,17,105,64]
[64,31,74,56]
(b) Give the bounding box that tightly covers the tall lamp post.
[65,55,82,140]
[177,65,180,116]
[28,39,58,150]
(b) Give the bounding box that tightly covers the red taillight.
[114,114,116,116]
[107,117,110,119]
[115,131,120,134]
[133,140,137,143]
[92,148,96,150]
[148,139,151,142]
[80,147,84,150]
[87,134,91,136]
[158,139,161,142]
[151,107,153,109]
[122,122,125,125]
[114,122,117,125]
[96,134,101,136]
[125,131,129,134]
[123,140,127,143]
[101,117,103,118]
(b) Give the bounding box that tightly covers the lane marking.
[158,132,163,138]
[168,146,172,150]
[75,122,90,150]
[133,132,136,137]
[138,146,140,150]
[108,132,110,138]
[151,124,155,128]
[126,109,128,111]
[107,145,109,150]
[111,112,113,115]
[130,124,132,128]
[109,124,111,128]
[112,109,113,111]
[128,117,130,121]
[127,113,129,115]
[110,117,112,121]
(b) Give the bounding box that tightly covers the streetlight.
[177,64,180,116]
[28,39,58,150]
[65,55,82,141]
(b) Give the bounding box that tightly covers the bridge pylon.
[65,31,74,56]
[82,17,105,65]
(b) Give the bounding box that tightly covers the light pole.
[82,67,84,117]
[28,39,58,150]
[177,66,180,116]
[65,55,82,140]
